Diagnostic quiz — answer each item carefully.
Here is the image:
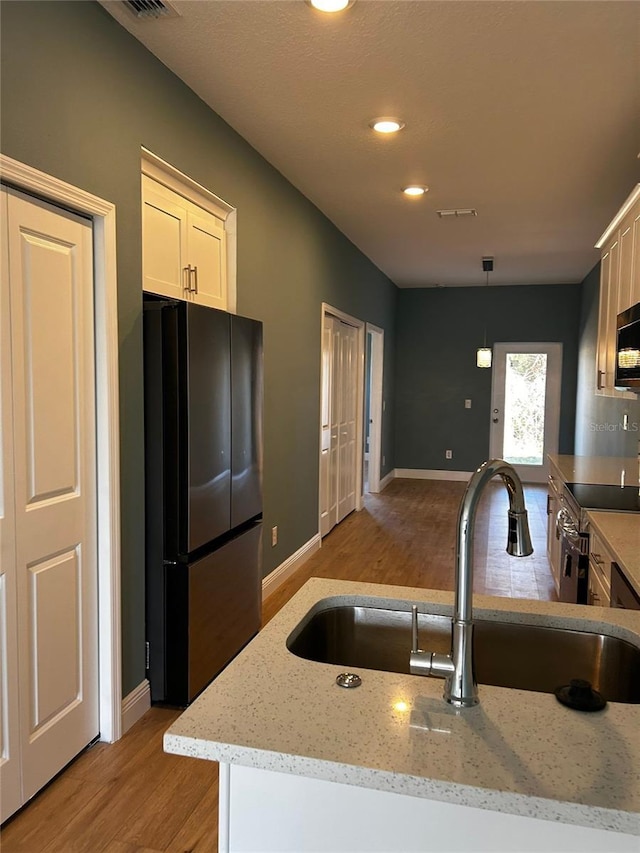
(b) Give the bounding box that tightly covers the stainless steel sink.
[287,605,640,703]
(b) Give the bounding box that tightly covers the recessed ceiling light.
[402,186,428,196]
[369,117,405,134]
[308,0,354,12]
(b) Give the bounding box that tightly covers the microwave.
[615,301,640,390]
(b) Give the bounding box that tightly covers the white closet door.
[320,316,337,537]
[337,322,357,522]
[0,190,22,823]
[5,188,99,809]
[320,315,359,537]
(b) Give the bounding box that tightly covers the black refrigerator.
[143,296,263,706]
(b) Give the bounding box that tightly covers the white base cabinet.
[219,763,637,853]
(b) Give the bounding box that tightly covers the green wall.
[394,284,581,472]
[0,1,397,695]
[575,264,640,455]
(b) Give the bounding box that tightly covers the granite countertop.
[164,578,640,837]
[587,511,640,595]
[548,454,639,488]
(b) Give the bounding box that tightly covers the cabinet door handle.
[597,370,605,390]
[546,495,552,515]
[183,265,191,291]
[189,265,199,294]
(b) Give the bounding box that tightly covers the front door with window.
[489,343,562,483]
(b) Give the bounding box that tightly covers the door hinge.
[145,641,150,672]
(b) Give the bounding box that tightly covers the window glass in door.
[502,352,548,466]
[490,343,562,483]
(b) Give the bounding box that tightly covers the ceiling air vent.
[436,209,478,218]
[121,0,180,20]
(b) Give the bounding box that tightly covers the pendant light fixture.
[476,257,493,368]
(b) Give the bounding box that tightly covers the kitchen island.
[164,578,640,852]
[587,510,640,595]
[548,454,639,489]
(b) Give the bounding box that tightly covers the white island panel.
[222,764,638,853]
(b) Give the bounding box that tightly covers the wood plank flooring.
[1,479,554,852]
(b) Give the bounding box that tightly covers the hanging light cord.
[483,269,488,347]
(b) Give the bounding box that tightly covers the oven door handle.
[557,508,580,543]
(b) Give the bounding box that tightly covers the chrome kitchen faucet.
[410,459,533,707]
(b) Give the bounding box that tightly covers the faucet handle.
[411,605,419,653]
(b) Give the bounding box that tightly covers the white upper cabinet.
[186,206,227,309]
[595,184,640,397]
[142,176,188,301]
[143,175,227,310]
[141,151,237,313]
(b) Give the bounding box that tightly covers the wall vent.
[121,0,180,20]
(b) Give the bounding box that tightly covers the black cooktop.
[566,482,640,513]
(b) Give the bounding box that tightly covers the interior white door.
[364,326,384,494]
[320,316,338,537]
[489,343,562,483]
[2,188,99,816]
[320,314,360,537]
[0,190,22,823]
[337,322,357,522]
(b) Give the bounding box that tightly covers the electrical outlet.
[271,526,278,547]
[445,450,453,460]
[465,399,472,409]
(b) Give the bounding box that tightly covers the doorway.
[364,324,384,494]
[489,343,562,483]
[319,305,364,538]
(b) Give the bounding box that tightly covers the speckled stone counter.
[549,454,639,487]
[588,511,640,595]
[164,578,640,837]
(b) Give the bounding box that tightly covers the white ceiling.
[101,0,640,287]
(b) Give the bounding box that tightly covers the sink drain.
[336,672,362,689]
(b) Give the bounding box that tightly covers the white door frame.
[0,154,122,742]
[489,342,562,484]
[365,324,384,494]
[318,304,365,538]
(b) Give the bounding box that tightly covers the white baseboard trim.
[121,680,151,735]
[262,533,321,600]
[394,468,474,482]
[378,470,395,492]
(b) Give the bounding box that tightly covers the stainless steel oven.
[555,503,588,604]
[556,481,640,605]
